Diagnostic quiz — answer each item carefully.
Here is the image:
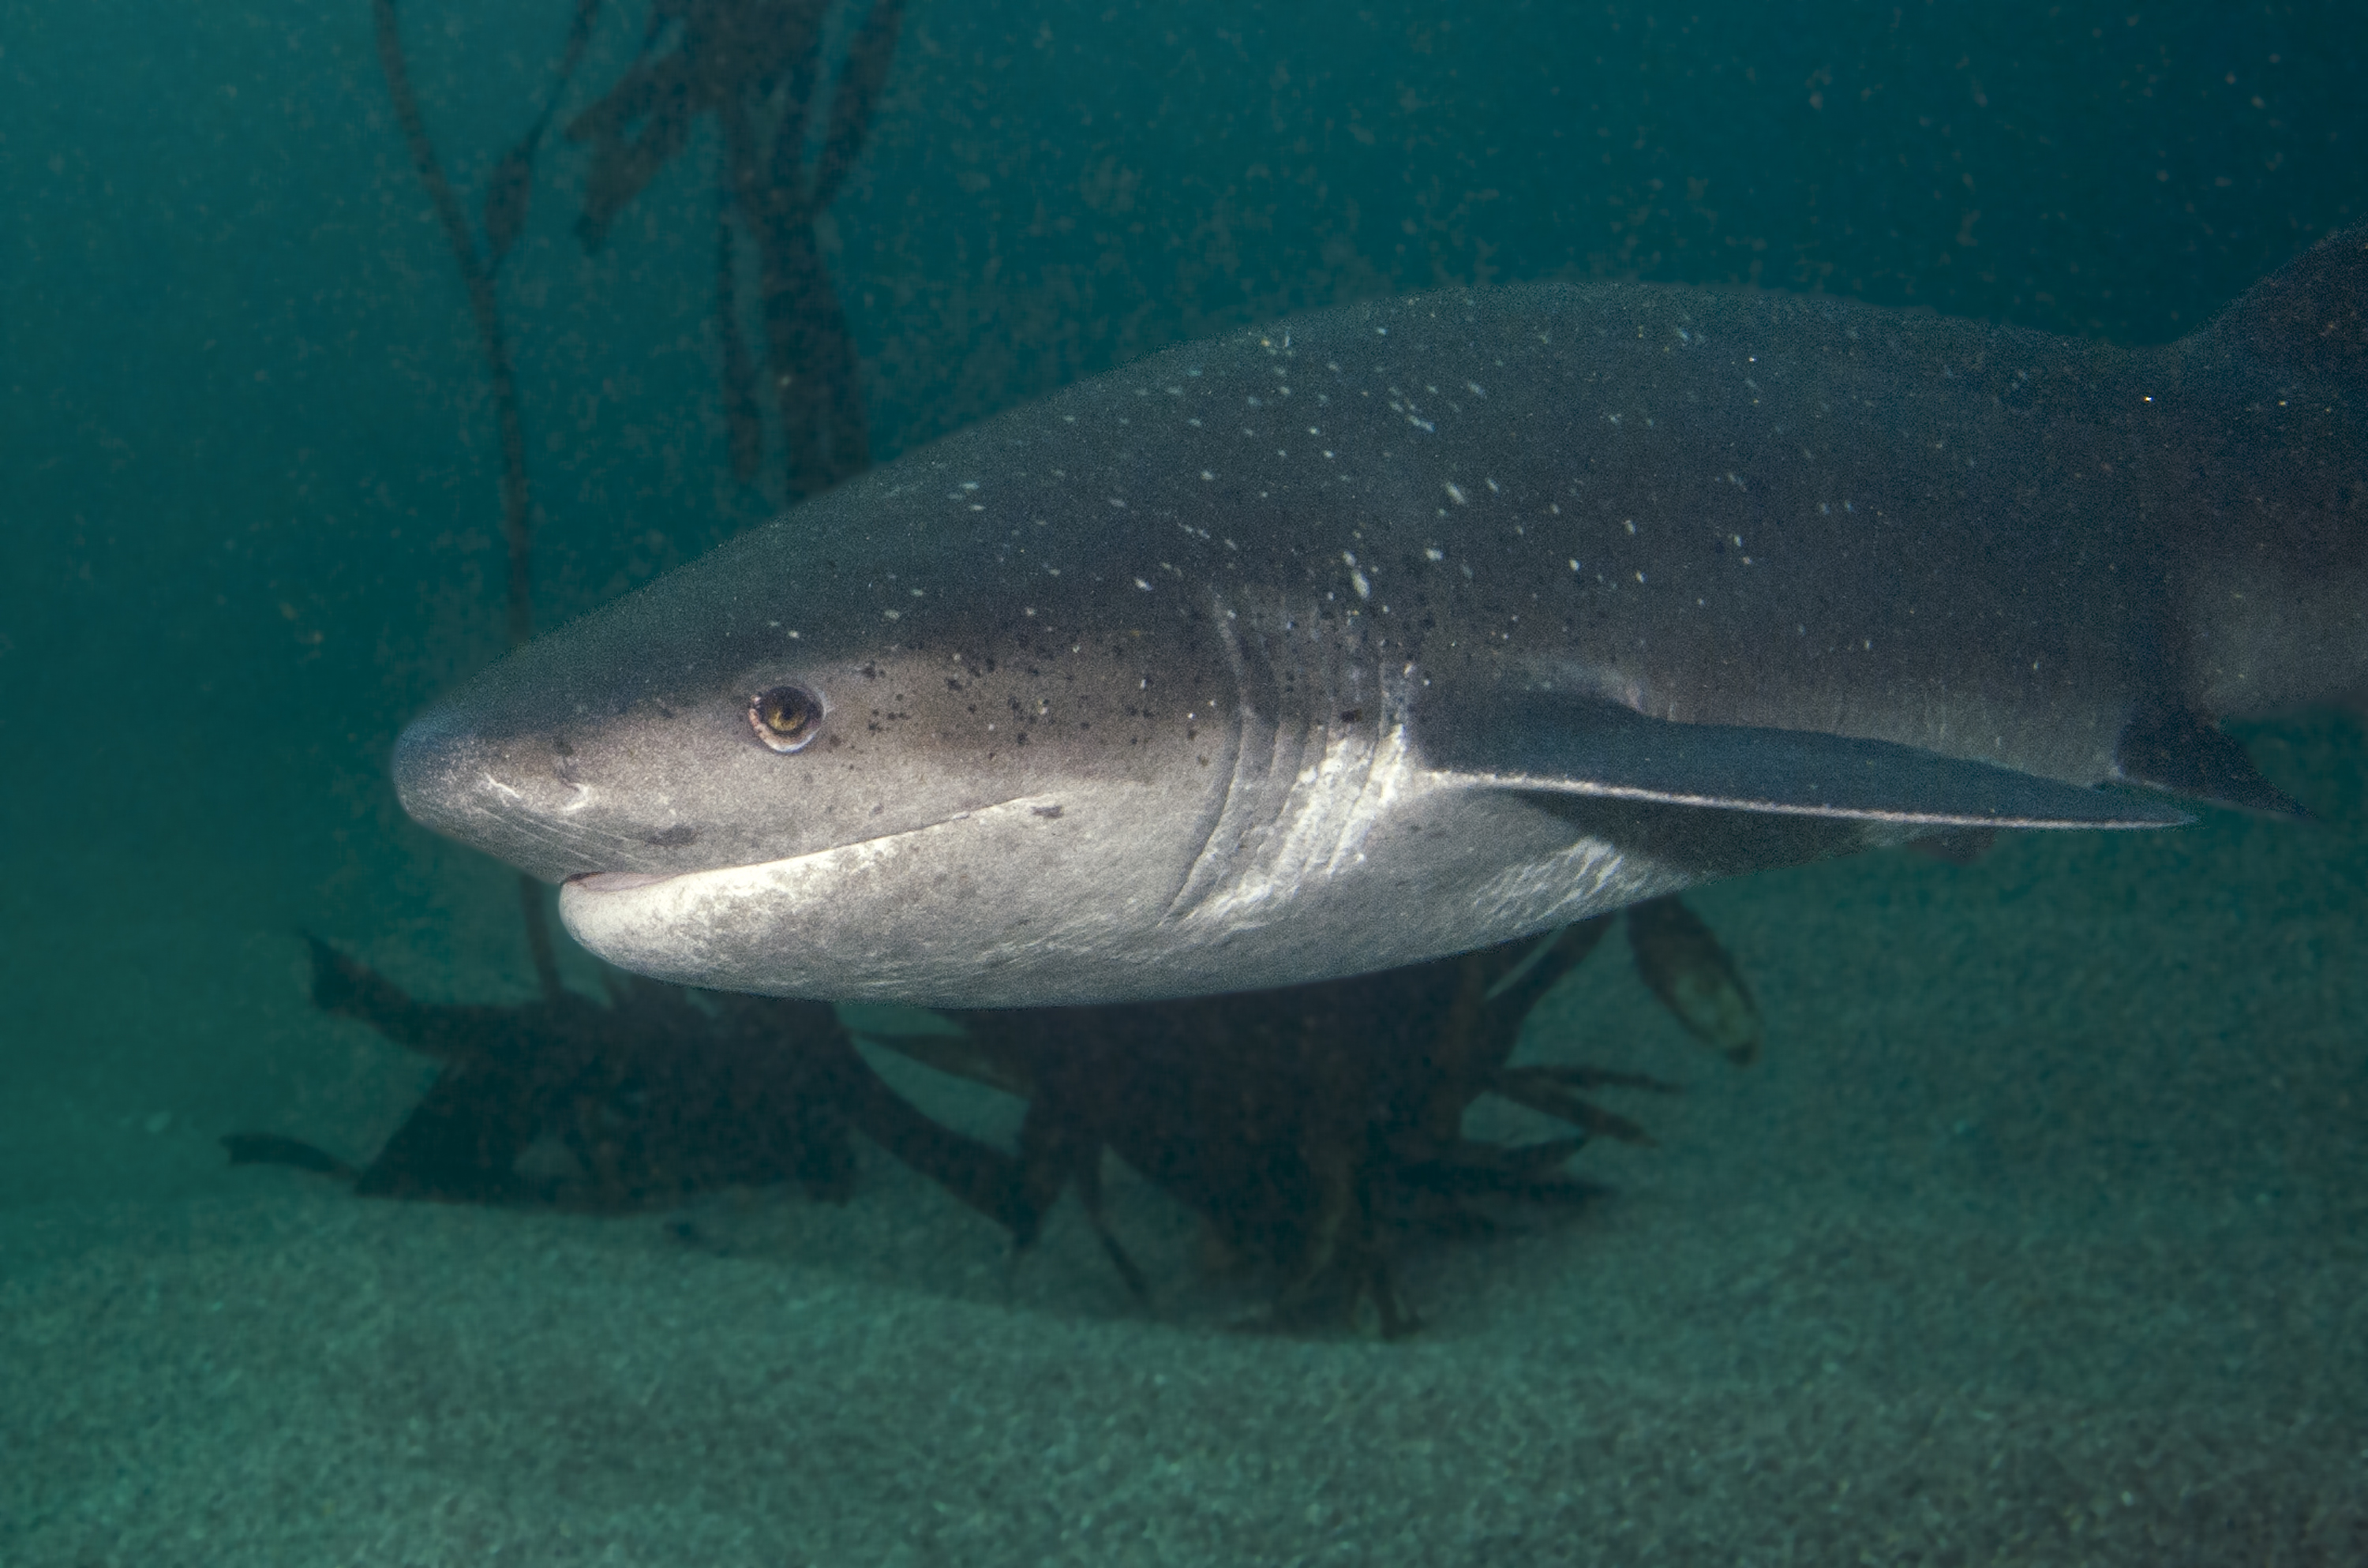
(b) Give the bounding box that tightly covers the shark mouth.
[560,793,1062,900]
[567,871,680,893]
[552,794,1088,999]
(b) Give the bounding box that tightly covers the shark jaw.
[554,791,1201,1006]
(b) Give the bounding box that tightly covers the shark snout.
[391,702,472,838]
[395,687,764,884]
[394,702,627,882]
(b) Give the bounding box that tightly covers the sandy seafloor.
[3,717,2362,1566]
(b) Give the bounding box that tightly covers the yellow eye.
[749,684,822,752]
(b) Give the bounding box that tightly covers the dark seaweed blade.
[763,4,829,211]
[369,0,536,651]
[575,94,697,253]
[566,13,696,254]
[748,8,867,496]
[352,1053,548,1203]
[804,275,872,485]
[1387,1136,1598,1203]
[810,0,905,213]
[555,0,601,79]
[822,1033,1028,1230]
[482,137,538,267]
[1512,1064,1684,1095]
[716,204,765,483]
[264,940,894,1211]
[221,1134,357,1181]
[484,0,609,271]
[302,931,579,1065]
[758,215,868,494]
[1488,1068,1659,1145]
[1478,915,1615,1020]
[1625,895,1763,1065]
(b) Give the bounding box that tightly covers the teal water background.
[5,3,2361,997]
[6,5,2359,1135]
[3,3,2366,1561]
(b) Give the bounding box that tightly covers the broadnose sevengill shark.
[396,227,2366,1006]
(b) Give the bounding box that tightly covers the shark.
[395,226,2366,1007]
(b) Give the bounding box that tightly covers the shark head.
[395,512,1086,888]
[393,451,1264,1005]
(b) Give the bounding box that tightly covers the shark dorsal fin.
[2199,223,2368,389]
[2115,702,2308,818]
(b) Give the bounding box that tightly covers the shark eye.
[749,684,824,753]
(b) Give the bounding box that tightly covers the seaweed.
[232,934,1051,1220]
[232,893,1757,1331]
[227,936,871,1207]
[561,0,903,496]
[890,895,1755,1336]
[378,0,900,508]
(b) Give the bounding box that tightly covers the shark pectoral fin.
[2115,701,2310,818]
[1415,689,2191,829]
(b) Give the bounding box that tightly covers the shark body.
[396,228,2366,1005]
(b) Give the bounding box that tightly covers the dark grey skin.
[397,227,2365,1005]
